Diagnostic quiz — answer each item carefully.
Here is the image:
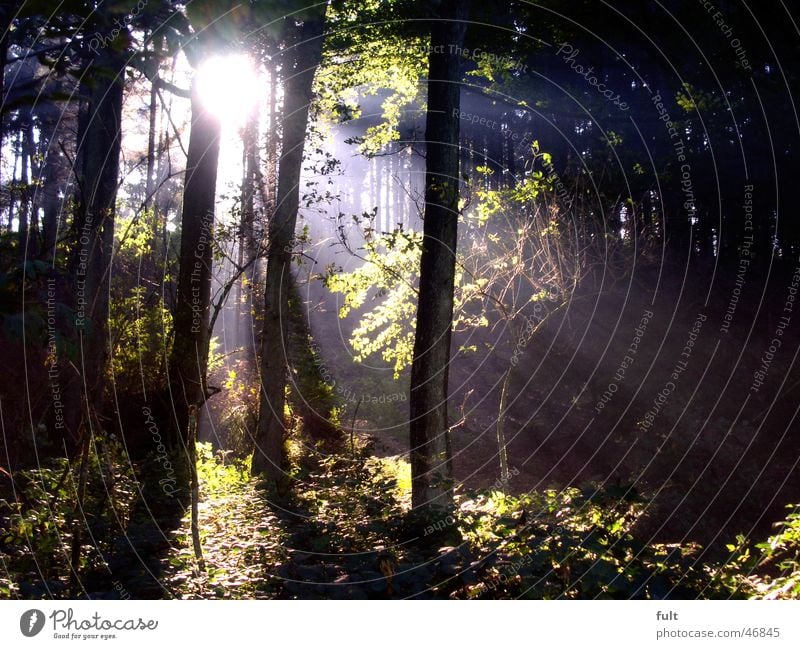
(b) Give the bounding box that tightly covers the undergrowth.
[714,504,800,599]
[163,436,800,600]
[0,433,138,598]
[4,435,798,600]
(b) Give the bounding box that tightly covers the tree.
[408,0,468,510]
[163,1,244,455]
[65,45,126,591]
[71,49,126,435]
[166,69,221,452]
[252,7,327,478]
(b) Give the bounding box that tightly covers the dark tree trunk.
[72,51,126,442]
[36,103,70,263]
[7,133,17,232]
[40,115,62,262]
[144,32,164,216]
[409,0,467,510]
[166,80,221,449]
[18,110,32,253]
[252,11,326,477]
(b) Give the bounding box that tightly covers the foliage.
[110,208,174,393]
[713,505,800,599]
[319,4,428,155]
[324,144,582,377]
[752,506,800,599]
[0,434,138,598]
[324,227,421,377]
[215,363,260,458]
[195,442,251,499]
[158,435,756,600]
[0,249,70,347]
[109,286,172,391]
[0,460,75,597]
[166,443,287,599]
[455,486,717,599]
[285,284,341,434]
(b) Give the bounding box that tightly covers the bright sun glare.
[196,54,261,128]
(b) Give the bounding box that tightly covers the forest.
[1,0,799,601]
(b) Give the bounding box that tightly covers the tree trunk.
[18,111,32,253]
[495,367,511,484]
[265,57,279,223]
[39,111,63,262]
[7,133,18,232]
[252,11,326,477]
[145,69,158,212]
[72,51,125,442]
[0,8,9,190]
[188,405,205,571]
[166,79,221,449]
[238,110,258,351]
[409,0,467,510]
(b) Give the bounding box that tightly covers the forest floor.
[155,443,485,600]
[80,438,785,600]
[3,431,797,600]
[5,424,793,598]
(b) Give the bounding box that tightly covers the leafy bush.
[0,434,138,598]
[109,286,172,393]
[754,506,800,598]
[455,486,717,599]
[195,442,251,499]
[215,363,260,458]
[715,505,800,599]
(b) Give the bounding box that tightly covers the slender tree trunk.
[18,112,32,253]
[41,162,61,261]
[409,0,467,510]
[265,58,279,221]
[0,8,9,190]
[376,156,382,230]
[7,137,18,232]
[188,405,205,571]
[246,58,279,352]
[167,79,221,449]
[24,115,42,251]
[238,111,258,351]
[252,11,326,477]
[236,147,247,346]
[155,96,169,282]
[145,70,158,212]
[495,367,511,484]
